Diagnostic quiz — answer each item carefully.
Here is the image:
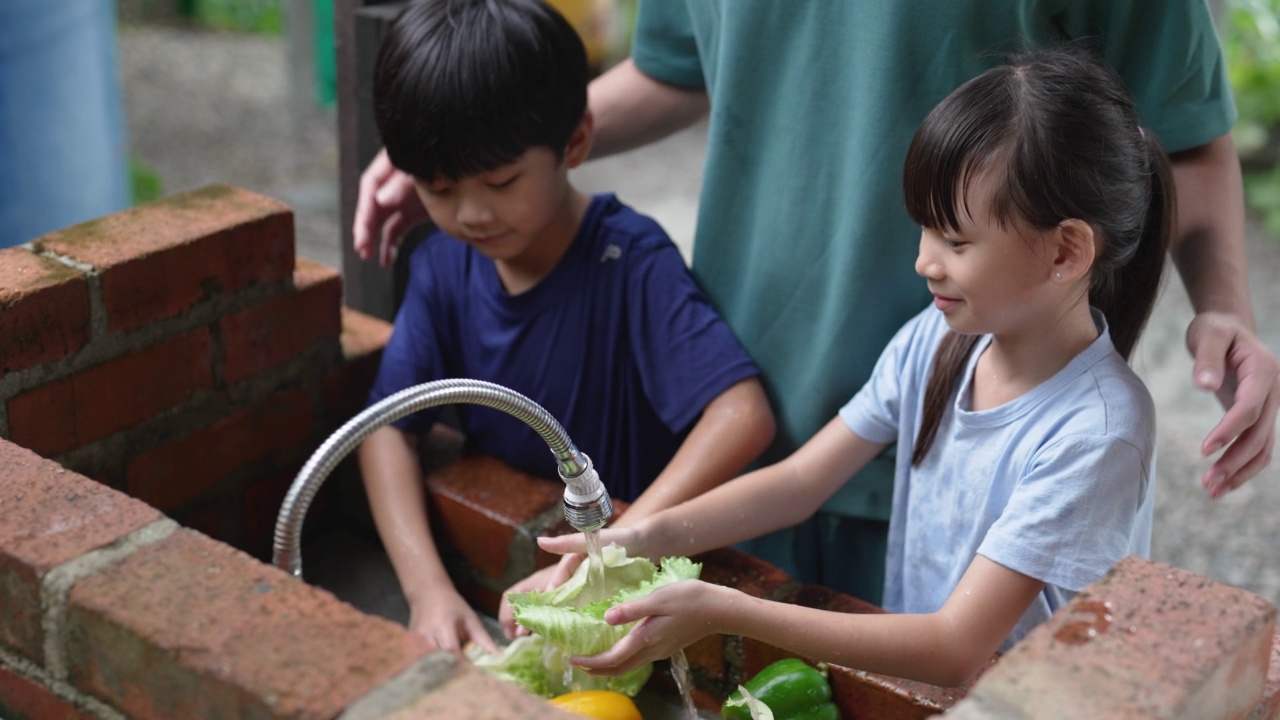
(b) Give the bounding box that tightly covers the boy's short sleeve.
[366,242,452,434]
[632,2,705,89]
[624,240,759,433]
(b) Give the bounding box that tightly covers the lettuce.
[468,543,701,698]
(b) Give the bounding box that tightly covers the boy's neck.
[495,184,591,296]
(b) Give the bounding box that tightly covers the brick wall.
[0,184,382,558]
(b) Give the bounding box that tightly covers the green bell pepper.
[722,658,841,720]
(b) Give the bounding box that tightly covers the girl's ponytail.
[1093,130,1175,359]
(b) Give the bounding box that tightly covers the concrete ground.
[119,23,1280,617]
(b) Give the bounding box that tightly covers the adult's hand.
[353,148,427,267]
[1186,311,1280,497]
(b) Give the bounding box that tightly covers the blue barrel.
[0,0,129,248]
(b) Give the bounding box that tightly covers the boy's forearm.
[359,426,453,603]
[616,378,774,527]
[587,58,710,160]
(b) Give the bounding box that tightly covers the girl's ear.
[1050,219,1095,284]
[562,110,594,169]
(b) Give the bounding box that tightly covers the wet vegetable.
[721,658,840,720]
[548,689,644,720]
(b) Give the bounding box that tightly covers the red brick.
[425,455,564,584]
[220,258,342,384]
[697,547,795,602]
[0,439,161,663]
[0,248,91,376]
[126,391,312,512]
[63,529,431,720]
[321,307,393,426]
[962,556,1277,720]
[33,184,294,333]
[242,464,303,558]
[0,666,99,720]
[7,329,214,457]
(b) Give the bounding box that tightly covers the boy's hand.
[354,148,428,267]
[497,554,585,639]
[1186,311,1280,497]
[569,579,725,676]
[408,585,499,657]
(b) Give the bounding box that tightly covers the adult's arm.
[1168,133,1280,495]
[586,58,710,159]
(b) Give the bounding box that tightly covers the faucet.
[272,378,612,577]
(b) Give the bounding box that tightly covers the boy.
[360,0,775,656]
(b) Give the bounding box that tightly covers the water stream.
[669,649,700,720]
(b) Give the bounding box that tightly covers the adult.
[355,1,1279,603]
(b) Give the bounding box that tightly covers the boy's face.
[412,146,574,267]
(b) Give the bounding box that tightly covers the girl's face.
[914,170,1058,337]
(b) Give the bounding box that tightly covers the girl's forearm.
[641,419,885,560]
[722,596,982,688]
[617,378,774,527]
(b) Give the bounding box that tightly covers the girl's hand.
[1186,311,1280,497]
[408,585,499,657]
[536,526,646,559]
[497,554,586,639]
[569,580,729,676]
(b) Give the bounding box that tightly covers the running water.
[582,527,605,589]
[669,649,699,720]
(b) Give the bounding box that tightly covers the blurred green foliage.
[130,158,164,205]
[1223,0,1280,236]
[185,0,284,34]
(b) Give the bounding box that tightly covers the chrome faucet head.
[560,453,612,532]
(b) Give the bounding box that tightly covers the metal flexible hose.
[272,378,610,577]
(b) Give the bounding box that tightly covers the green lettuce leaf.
[469,542,700,698]
[509,543,702,658]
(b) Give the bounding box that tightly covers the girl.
[538,47,1173,688]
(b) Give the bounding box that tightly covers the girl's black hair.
[903,46,1175,466]
[373,0,589,182]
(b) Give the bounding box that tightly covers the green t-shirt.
[633,0,1235,522]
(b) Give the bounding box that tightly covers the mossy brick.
[0,439,161,663]
[7,329,215,457]
[63,529,431,720]
[219,257,342,385]
[425,455,564,584]
[32,184,295,333]
[961,556,1277,720]
[0,248,91,377]
[0,666,99,720]
[125,390,312,512]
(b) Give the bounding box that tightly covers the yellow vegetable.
[547,690,643,720]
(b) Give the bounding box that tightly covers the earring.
[1055,272,1062,280]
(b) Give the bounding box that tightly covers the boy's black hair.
[902,46,1175,466]
[374,0,589,182]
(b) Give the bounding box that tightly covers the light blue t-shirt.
[840,307,1155,649]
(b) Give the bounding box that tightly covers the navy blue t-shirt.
[368,194,759,502]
